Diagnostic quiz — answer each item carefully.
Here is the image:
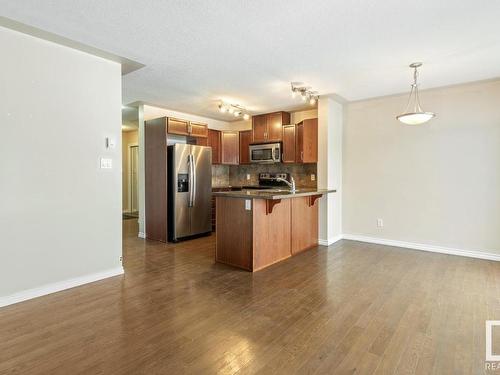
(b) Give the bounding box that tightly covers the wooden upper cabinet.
[166,118,207,137]
[167,118,190,136]
[251,111,290,143]
[190,122,208,138]
[239,130,252,164]
[252,115,267,143]
[207,129,221,164]
[221,131,239,165]
[296,118,318,163]
[282,125,296,163]
[267,112,290,142]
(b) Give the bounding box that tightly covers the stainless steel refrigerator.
[167,144,212,242]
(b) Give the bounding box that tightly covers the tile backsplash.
[212,165,229,187]
[229,163,317,188]
[212,163,317,188]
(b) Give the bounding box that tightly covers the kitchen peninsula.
[213,188,335,271]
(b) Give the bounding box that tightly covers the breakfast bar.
[212,189,336,271]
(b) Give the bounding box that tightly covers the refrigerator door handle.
[188,154,194,207]
[191,154,196,207]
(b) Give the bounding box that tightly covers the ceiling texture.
[2,0,500,120]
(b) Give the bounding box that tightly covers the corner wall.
[317,98,343,244]
[343,79,500,255]
[0,27,123,306]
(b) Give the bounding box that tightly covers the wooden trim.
[266,199,281,215]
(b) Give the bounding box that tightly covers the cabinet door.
[239,130,252,164]
[295,122,304,162]
[207,129,221,164]
[302,118,318,163]
[190,122,208,138]
[221,131,239,165]
[252,115,267,143]
[167,117,189,136]
[267,112,289,142]
[282,125,296,163]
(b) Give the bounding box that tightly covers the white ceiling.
[2,0,500,120]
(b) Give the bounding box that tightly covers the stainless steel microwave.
[249,142,281,163]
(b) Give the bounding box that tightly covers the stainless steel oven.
[249,142,281,163]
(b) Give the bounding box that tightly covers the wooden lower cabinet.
[215,195,320,271]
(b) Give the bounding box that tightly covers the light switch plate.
[245,199,252,210]
[100,158,113,169]
[246,174,251,180]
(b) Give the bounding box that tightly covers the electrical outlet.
[119,256,123,262]
[311,174,316,181]
[246,174,251,180]
[377,218,384,227]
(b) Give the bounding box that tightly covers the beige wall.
[122,130,138,212]
[343,79,500,254]
[291,109,317,124]
[0,26,122,305]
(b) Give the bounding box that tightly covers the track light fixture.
[218,102,251,120]
[291,82,319,106]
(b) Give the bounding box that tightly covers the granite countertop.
[212,185,262,190]
[212,188,336,200]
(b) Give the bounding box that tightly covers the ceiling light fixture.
[217,101,251,121]
[291,82,319,106]
[397,63,436,125]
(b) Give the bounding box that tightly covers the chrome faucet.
[276,176,296,193]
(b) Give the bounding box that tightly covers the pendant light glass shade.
[397,112,435,125]
[397,63,435,125]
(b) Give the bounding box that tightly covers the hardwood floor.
[1,219,499,374]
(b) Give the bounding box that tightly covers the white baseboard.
[138,232,146,239]
[342,234,500,262]
[0,267,124,308]
[318,235,343,246]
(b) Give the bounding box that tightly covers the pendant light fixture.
[396,63,435,125]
